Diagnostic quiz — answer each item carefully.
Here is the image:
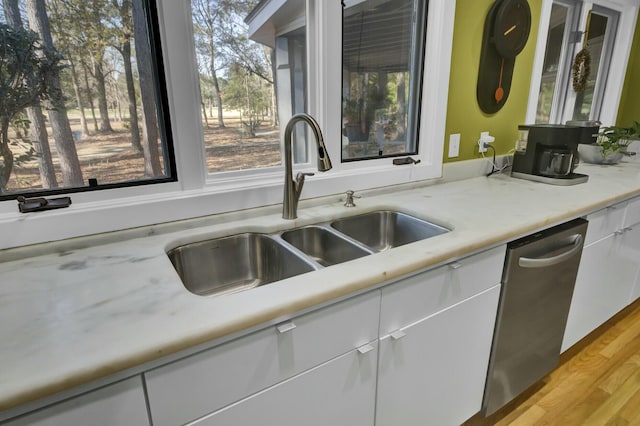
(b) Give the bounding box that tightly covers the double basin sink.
[168,210,449,297]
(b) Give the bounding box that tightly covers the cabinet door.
[2,377,149,426]
[376,285,500,426]
[620,225,640,303]
[189,342,378,426]
[562,233,638,352]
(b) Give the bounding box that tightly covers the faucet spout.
[283,114,332,219]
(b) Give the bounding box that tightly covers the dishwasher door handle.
[518,234,584,268]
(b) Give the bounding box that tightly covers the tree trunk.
[26,0,83,187]
[121,41,142,151]
[207,28,225,128]
[26,107,58,188]
[69,58,89,137]
[4,0,58,189]
[0,121,15,192]
[201,102,209,129]
[93,59,114,133]
[396,72,406,139]
[132,0,162,176]
[82,62,99,132]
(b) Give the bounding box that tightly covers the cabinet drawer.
[2,377,149,426]
[584,203,626,245]
[188,342,378,426]
[624,196,640,227]
[145,290,380,426]
[379,245,505,336]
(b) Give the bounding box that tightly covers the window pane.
[193,0,305,173]
[0,0,173,198]
[572,11,615,121]
[341,0,426,161]
[536,4,569,123]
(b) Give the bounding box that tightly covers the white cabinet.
[622,225,640,303]
[621,198,640,304]
[2,377,149,426]
[376,285,500,426]
[145,291,380,426]
[562,198,640,352]
[375,245,505,426]
[188,342,378,426]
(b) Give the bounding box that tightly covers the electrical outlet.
[478,131,494,153]
[448,134,460,158]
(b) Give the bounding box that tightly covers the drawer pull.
[449,262,462,270]
[357,344,375,355]
[390,330,407,340]
[276,321,296,334]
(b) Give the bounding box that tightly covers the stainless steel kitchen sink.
[167,233,317,297]
[168,210,449,297]
[330,210,449,251]
[280,226,373,267]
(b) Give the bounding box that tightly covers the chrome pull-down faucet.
[283,113,332,219]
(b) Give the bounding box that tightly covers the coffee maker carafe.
[511,124,588,185]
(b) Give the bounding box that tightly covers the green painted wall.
[443,0,543,162]
[617,10,640,127]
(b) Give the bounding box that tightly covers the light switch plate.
[449,134,461,158]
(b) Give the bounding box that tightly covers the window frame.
[526,0,640,125]
[0,0,455,250]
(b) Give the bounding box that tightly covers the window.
[191,0,297,174]
[528,0,636,125]
[0,0,455,250]
[341,0,427,161]
[0,0,174,200]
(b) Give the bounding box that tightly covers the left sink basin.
[168,233,317,297]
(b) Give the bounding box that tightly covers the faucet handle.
[295,172,315,183]
[344,190,360,207]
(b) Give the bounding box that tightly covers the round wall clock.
[477,0,532,114]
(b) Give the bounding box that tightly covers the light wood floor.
[464,298,640,426]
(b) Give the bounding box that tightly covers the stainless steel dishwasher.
[482,218,588,416]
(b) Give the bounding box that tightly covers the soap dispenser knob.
[344,190,360,207]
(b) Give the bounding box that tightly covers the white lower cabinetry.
[145,291,381,426]
[375,245,505,426]
[376,286,501,426]
[562,233,637,351]
[188,342,378,426]
[620,223,640,304]
[563,198,640,352]
[1,377,149,426]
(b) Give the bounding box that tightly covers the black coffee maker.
[511,124,589,185]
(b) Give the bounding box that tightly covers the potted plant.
[579,121,640,164]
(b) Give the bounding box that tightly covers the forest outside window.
[192,0,308,174]
[0,0,173,200]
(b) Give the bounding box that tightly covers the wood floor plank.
[545,387,610,425]
[598,361,640,394]
[600,314,640,358]
[503,404,546,426]
[617,386,640,424]
[582,368,640,425]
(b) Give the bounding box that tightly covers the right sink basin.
[330,210,450,252]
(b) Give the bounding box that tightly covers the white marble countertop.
[3,161,640,413]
